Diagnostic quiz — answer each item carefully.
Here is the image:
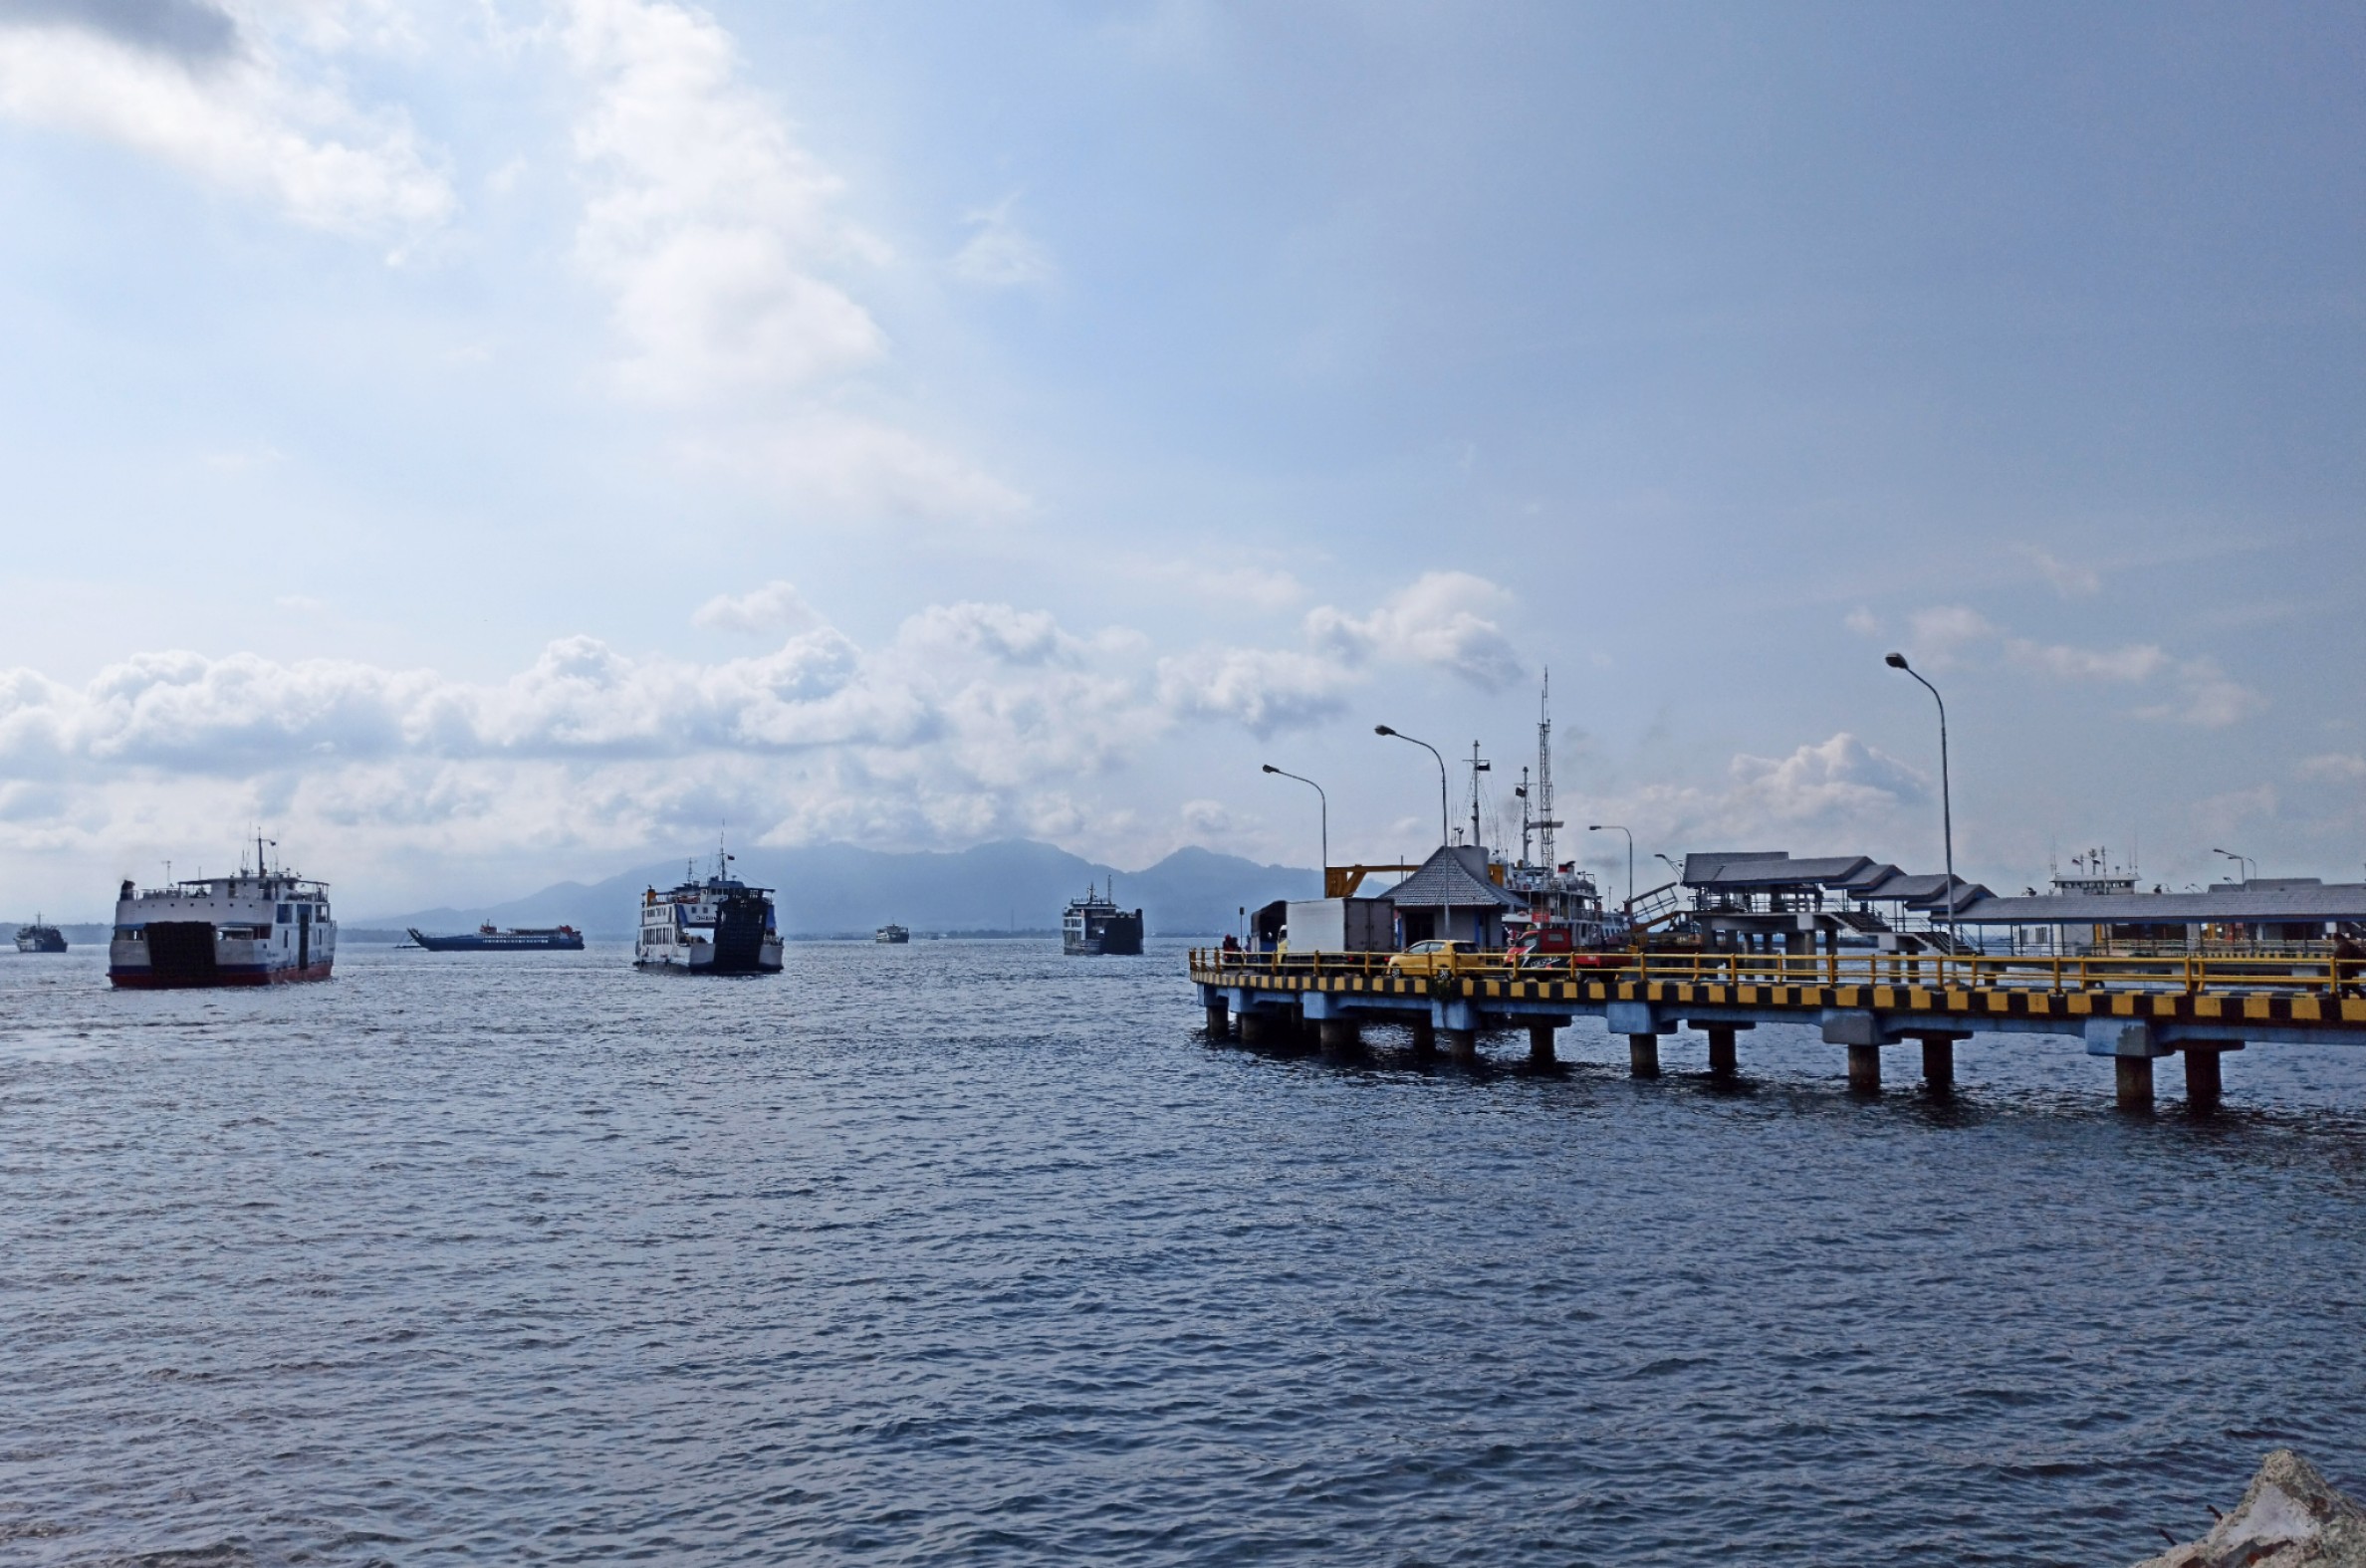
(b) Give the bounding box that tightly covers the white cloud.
[2137,658,2265,729]
[1727,733,1927,825]
[565,0,886,403]
[950,193,1055,289]
[0,3,453,246]
[1843,606,1882,637]
[1155,647,1352,737]
[2298,754,2366,783]
[1305,570,1523,689]
[1903,604,1996,668]
[2005,638,2171,682]
[692,579,821,636]
[687,411,1028,523]
[2014,544,2102,598]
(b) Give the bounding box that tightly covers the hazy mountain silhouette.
[364,839,1315,939]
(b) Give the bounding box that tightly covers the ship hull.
[15,932,67,954]
[633,943,784,974]
[110,960,335,989]
[408,931,586,952]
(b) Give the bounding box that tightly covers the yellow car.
[1386,939,1481,976]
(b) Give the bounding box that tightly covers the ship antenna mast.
[1537,669,1555,870]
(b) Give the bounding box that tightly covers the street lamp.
[2211,847,2254,885]
[1654,851,1682,879]
[1886,652,1957,943]
[1374,725,1450,848]
[1262,764,1327,891]
[1588,824,1633,912]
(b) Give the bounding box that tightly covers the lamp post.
[1262,764,1327,893]
[1886,652,1957,944]
[1374,725,1451,848]
[1654,851,1682,879]
[1588,824,1633,913]
[2211,847,2254,886]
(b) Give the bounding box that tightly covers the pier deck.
[1189,948,2366,1109]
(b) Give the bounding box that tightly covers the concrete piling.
[2115,1054,2154,1112]
[1706,1025,1739,1080]
[2181,1042,2241,1114]
[1409,1015,1436,1062]
[1919,1037,1956,1095]
[1847,1044,1882,1095]
[1318,1017,1361,1057]
[1443,1027,1479,1065]
[1204,1001,1229,1041]
[1528,1022,1557,1068]
[1628,1034,1661,1078]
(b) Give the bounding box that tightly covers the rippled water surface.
[4,938,2365,1565]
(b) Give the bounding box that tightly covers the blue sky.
[0,0,2359,917]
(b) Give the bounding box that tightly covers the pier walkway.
[1188,948,2366,1111]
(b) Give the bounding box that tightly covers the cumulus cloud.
[0,0,453,244]
[1903,604,1996,668]
[2014,544,2102,598]
[1154,647,1353,738]
[565,0,886,402]
[1727,733,1927,825]
[2137,658,2265,729]
[692,578,821,636]
[1305,570,1523,689]
[2298,754,2366,783]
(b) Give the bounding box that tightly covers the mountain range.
[362,840,1317,939]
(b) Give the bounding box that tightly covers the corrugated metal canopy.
[1956,886,2366,925]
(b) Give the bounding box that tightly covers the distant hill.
[363,839,1316,939]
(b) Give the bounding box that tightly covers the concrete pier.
[1705,1024,1740,1080]
[1847,1044,1882,1095]
[1318,1017,1361,1057]
[1918,1036,1956,1095]
[1443,1027,1479,1065]
[2181,1042,2241,1114]
[2115,1054,2154,1111]
[1205,1001,1229,1040]
[1628,1034,1661,1078]
[1528,1021,1557,1068]
[1409,1014,1436,1062]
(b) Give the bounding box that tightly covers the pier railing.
[1188,947,2363,998]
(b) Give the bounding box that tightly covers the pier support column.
[1237,1009,1270,1047]
[1442,1028,1479,1065]
[1847,1044,1882,1095]
[1527,1022,1557,1068]
[1705,1025,1739,1080]
[1628,1034,1661,1079]
[1918,1036,1957,1095]
[1409,1015,1435,1062]
[1204,1002,1230,1041]
[2180,1042,2242,1115]
[2114,1054,2154,1112]
[1318,1018,1361,1057]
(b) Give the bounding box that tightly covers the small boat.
[874,924,909,944]
[408,923,586,952]
[1062,882,1143,956]
[14,916,66,953]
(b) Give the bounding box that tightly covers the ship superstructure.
[109,845,336,988]
[635,850,784,974]
[1063,883,1144,956]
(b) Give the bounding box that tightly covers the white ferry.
[635,852,784,974]
[110,848,337,988]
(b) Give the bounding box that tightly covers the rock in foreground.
[2135,1451,2366,1568]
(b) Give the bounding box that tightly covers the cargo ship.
[874,923,909,944]
[109,845,336,988]
[408,923,585,952]
[14,917,66,953]
[1062,883,1143,956]
[635,850,784,974]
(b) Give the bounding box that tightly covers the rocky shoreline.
[2133,1452,2366,1568]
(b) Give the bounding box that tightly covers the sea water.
[3,938,2363,1564]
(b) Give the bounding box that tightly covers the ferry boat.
[14,916,66,953]
[109,849,336,988]
[408,923,586,952]
[635,852,783,974]
[1062,883,1143,956]
[874,923,909,944]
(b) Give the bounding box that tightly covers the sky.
[0,0,2360,919]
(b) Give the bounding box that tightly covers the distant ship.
[110,842,336,988]
[408,923,585,952]
[874,924,909,944]
[1062,883,1143,956]
[14,916,66,954]
[635,849,784,974]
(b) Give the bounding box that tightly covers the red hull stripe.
[109,962,334,989]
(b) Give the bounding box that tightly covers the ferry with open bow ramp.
[408,923,586,952]
[110,854,336,988]
[635,853,784,975]
[1063,883,1143,955]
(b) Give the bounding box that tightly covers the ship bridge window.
[277,904,293,922]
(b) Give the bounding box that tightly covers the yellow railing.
[1187,947,2364,997]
